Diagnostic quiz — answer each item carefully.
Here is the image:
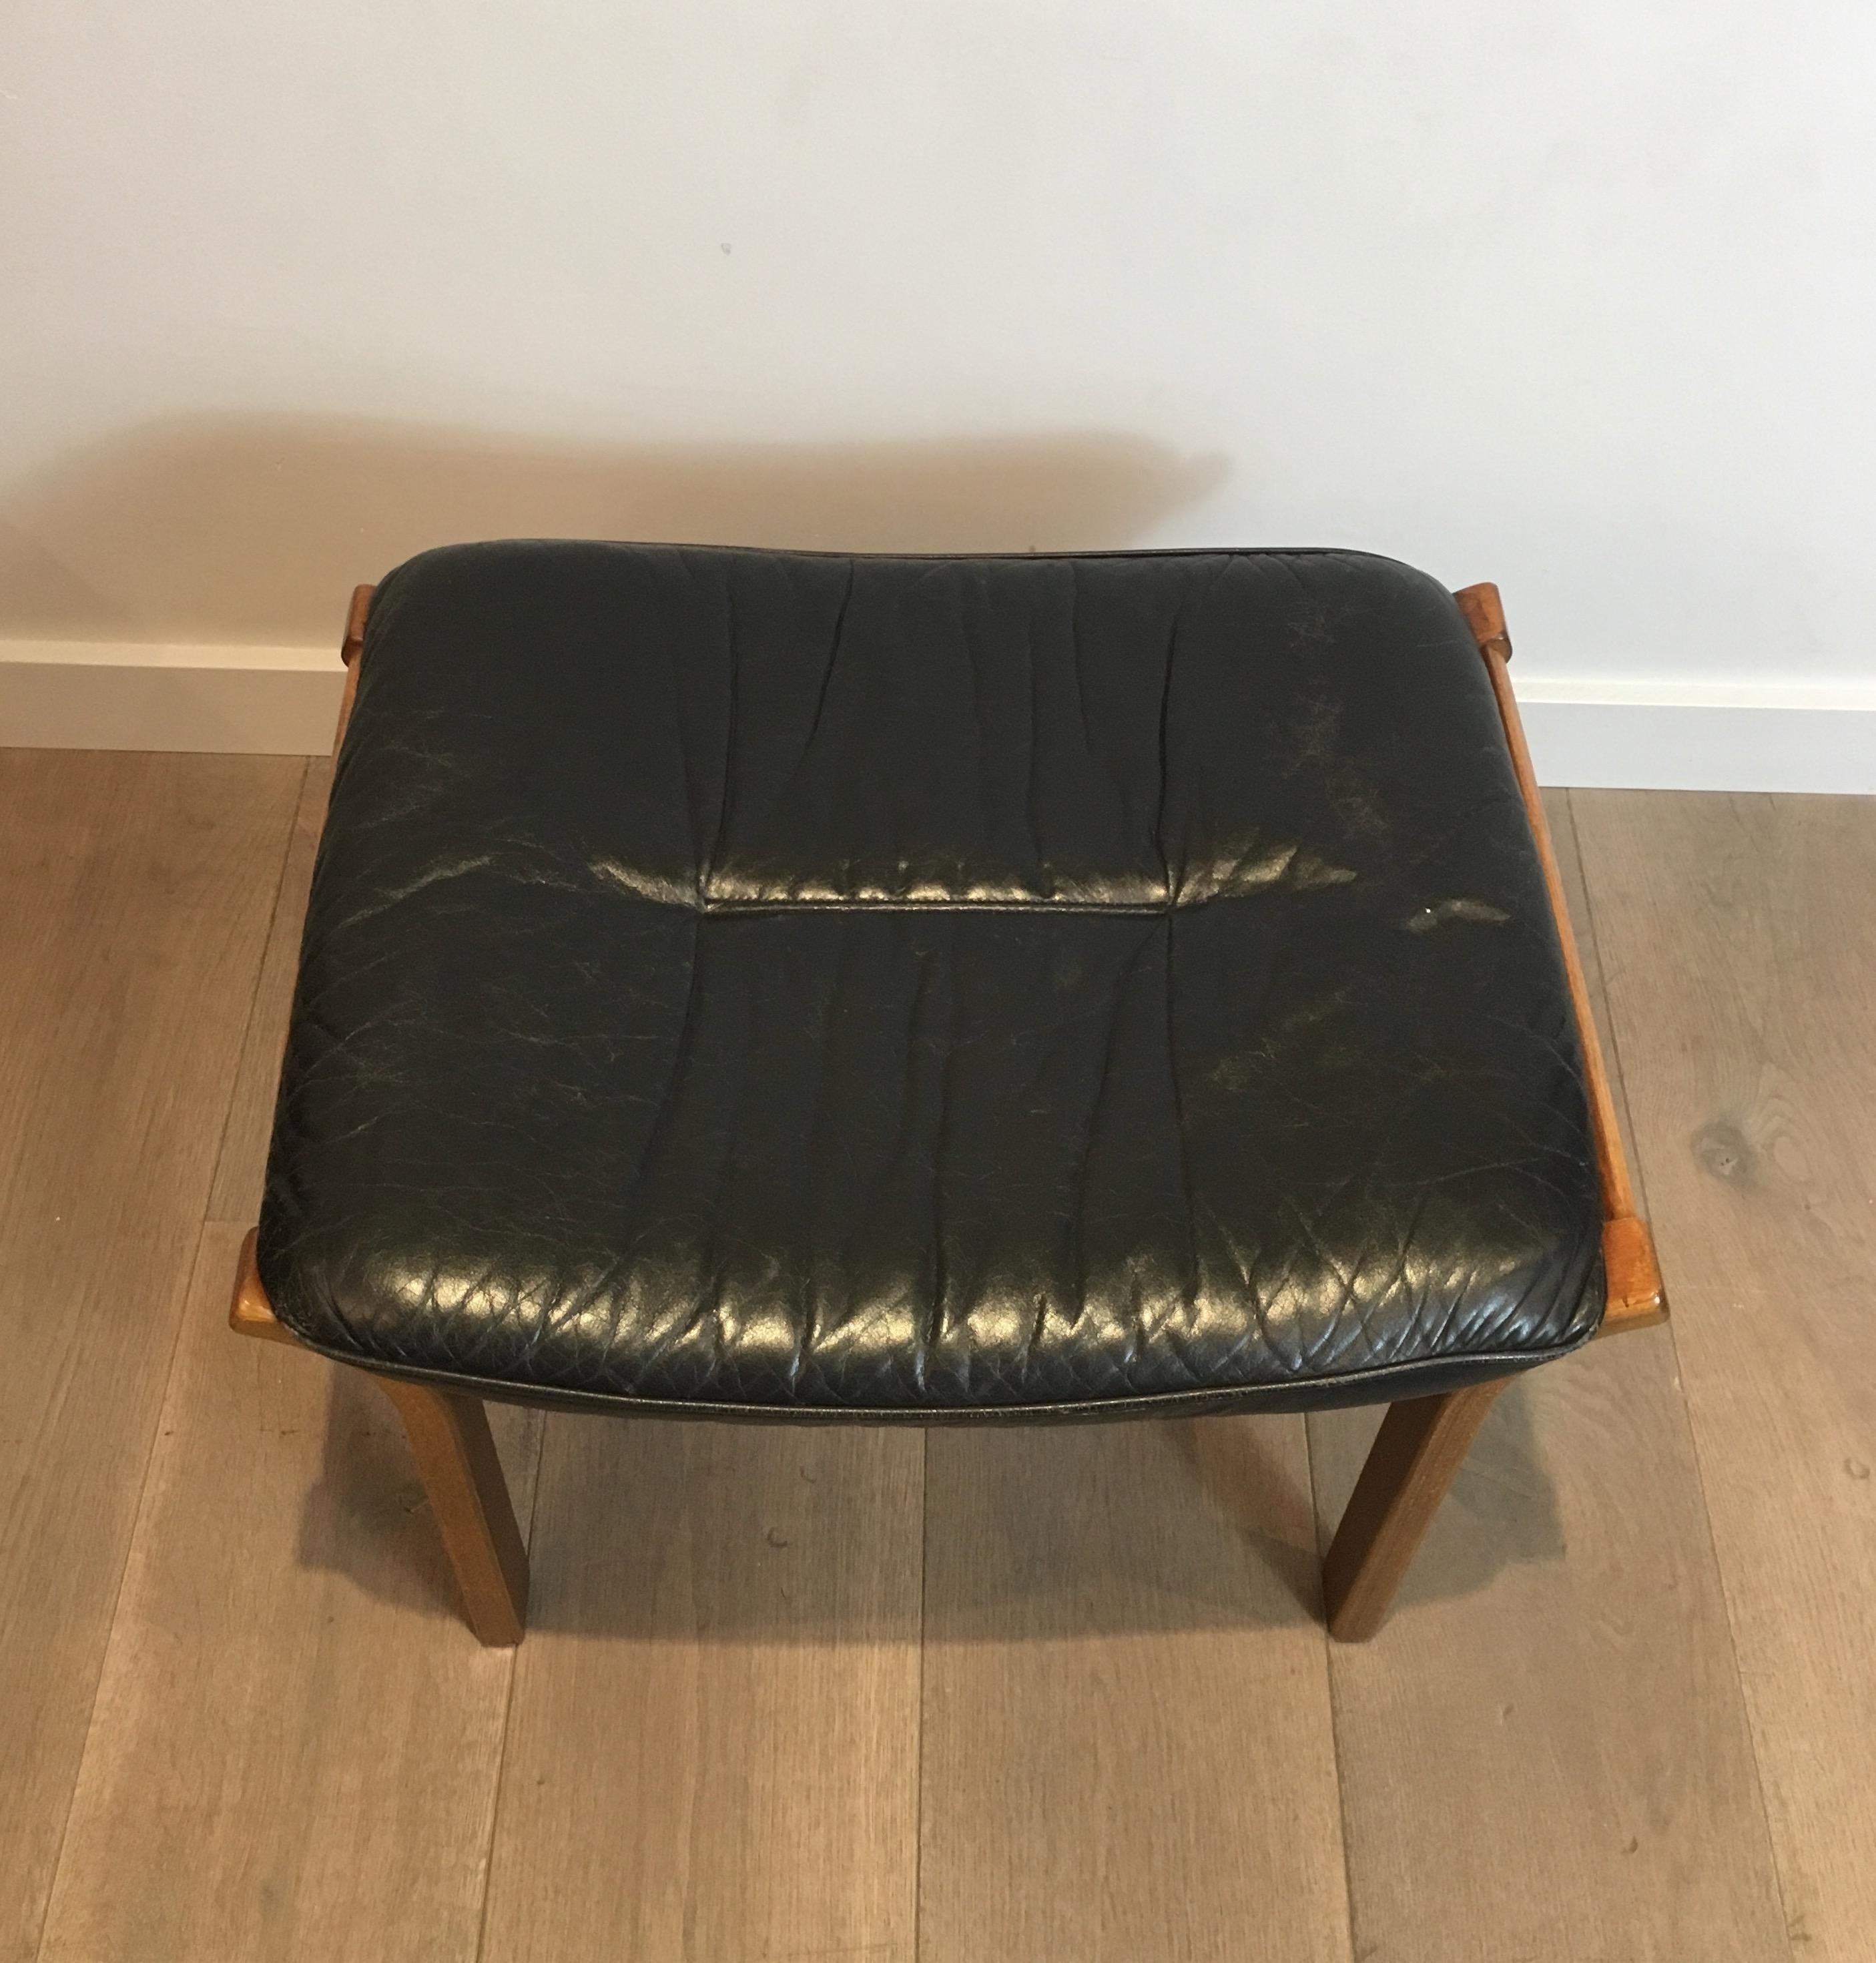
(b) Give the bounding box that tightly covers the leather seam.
[651,893,1340,916]
[268,1316,1603,1423]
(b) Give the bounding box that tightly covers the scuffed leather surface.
[258,541,1604,1418]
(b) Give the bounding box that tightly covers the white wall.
[4,1,1875,768]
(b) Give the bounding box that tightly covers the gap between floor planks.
[0,750,306,1963]
[1574,789,1876,1959]
[33,756,539,1962]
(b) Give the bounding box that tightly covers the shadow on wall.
[0,414,1232,647]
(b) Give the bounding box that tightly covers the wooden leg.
[230,1231,528,1645]
[370,1376,530,1647]
[1320,1379,1508,1642]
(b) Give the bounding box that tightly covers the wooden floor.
[3,752,1871,1963]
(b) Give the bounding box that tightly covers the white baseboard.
[0,639,344,755]
[1515,675,1876,794]
[3,639,1873,792]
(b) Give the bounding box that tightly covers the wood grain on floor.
[1576,791,1876,1961]
[5,758,1871,1963]
[37,1221,543,1963]
[205,758,332,1224]
[0,751,302,1963]
[478,1417,923,1963]
[920,1417,1352,1963]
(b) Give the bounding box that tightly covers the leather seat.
[258,541,1604,1420]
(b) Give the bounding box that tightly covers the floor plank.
[38,1222,543,1963]
[1576,790,1876,1960]
[0,750,300,1962]
[206,757,329,1224]
[920,1417,1353,1963]
[1308,792,1791,1963]
[478,1416,924,1963]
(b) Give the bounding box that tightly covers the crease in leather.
[259,541,1606,1418]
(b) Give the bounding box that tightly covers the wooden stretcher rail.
[1454,581,1666,1334]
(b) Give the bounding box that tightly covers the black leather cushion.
[258,541,1604,1419]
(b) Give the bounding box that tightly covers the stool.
[231,543,1664,1647]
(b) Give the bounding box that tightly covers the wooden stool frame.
[230,578,1665,1646]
